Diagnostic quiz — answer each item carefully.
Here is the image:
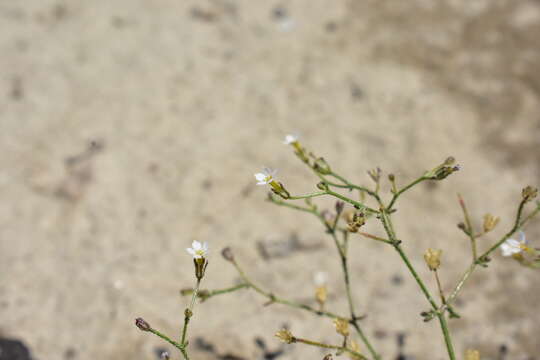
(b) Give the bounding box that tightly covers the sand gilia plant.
[137,135,540,360]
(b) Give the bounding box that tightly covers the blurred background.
[1,1,540,359]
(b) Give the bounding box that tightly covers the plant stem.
[379,210,456,360]
[230,260,345,320]
[147,328,185,351]
[387,176,428,211]
[326,188,378,214]
[457,194,477,261]
[295,337,367,360]
[479,198,527,260]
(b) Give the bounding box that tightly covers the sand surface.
[1,1,540,359]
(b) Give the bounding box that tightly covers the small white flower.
[283,134,299,145]
[186,240,209,259]
[500,231,527,257]
[313,271,328,286]
[254,167,278,185]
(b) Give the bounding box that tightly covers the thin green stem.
[357,232,393,245]
[387,176,428,211]
[379,210,455,360]
[326,189,378,214]
[288,191,328,200]
[480,198,526,260]
[457,194,477,261]
[230,260,345,320]
[148,328,185,351]
[295,337,367,360]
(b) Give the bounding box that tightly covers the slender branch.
[357,232,393,245]
[229,260,345,320]
[457,194,477,261]
[479,198,527,260]
[379,210,455,360]
[326,189,378,214]
[387,176,428,211]
[295,337,367,360]
[288,191,328,200]
[433,270,447,305]
[147,328,185,351]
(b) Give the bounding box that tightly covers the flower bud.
[194,258,209,281]
[522,186,538,202]
[160,351,170,360]
[313,157,331,175]
[465,349,480,360]
[135,317,151,332]
[335,201,345,215]
[323,355,333,360]
[367,167,381,183]
[333,318,350,337]
[347,212,365,233]
[424,248,442,271]
[221,247,235,262]
[275,329,296,344]
[348,339,362,359]
[483,213,500,233]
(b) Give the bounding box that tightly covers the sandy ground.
[1,1,540,360]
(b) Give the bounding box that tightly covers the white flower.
[500,231,527,257]
[283,134,299,145]
[254,167,278,185]
[186,240,209,259]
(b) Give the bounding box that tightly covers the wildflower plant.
[136,134,540,360]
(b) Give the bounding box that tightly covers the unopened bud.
[317,182,330,191]
[522,186,538,202]
[335,201,345,214]
[348,339,362,359]
[221,247,235,262]
[323,355,333,360]
[367,167,382,183]
[184,308,193,319]
[457,222,467,232]
[444,156,455,165]
[275,329,296,344]
[465,349,480,360]
[483,213,500,233]
[424,248,442,271]
[194,258,209,281]
[432,165,460,180]
[313,157,331,175]
[135,317,151,332]
[333,318,350,337]
[315,286,327,308]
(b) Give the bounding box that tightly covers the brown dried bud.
[184,308,193,319]
[347,212,365,233]
[483,213,500,233]
[221,247,234,262]
[135,317,151,332]
[323,355,333,360]
[275,329,296,344]
[388,173,395,182]
[424,248,442,271]
[457,222,467,231]
[333,318,350,337]
[522,186,538,202]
